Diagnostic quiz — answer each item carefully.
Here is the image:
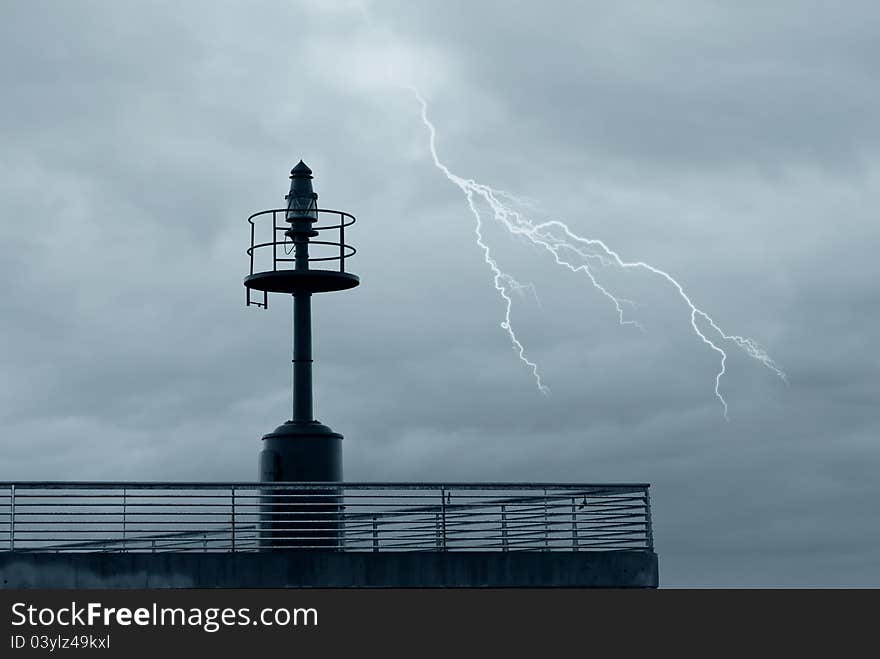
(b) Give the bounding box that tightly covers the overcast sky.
[2,1,878,586]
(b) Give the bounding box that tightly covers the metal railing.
[0,482,653,553]
[245,208,356,308]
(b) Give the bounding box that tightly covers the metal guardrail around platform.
[0,482,653,553]
[245,207,357,308]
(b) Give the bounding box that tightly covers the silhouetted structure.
[245,162,358,548]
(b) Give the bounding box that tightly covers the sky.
[1,0,878,587]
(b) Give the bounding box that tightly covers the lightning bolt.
[412,88,786,419]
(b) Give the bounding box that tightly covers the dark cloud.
[0,0,877,586]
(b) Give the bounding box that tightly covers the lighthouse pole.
[292,292,313,422]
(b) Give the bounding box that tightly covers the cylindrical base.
[259,421,343,550]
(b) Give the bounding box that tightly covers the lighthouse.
[244,162,358,547]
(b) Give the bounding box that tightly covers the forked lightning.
[412,89,785,419]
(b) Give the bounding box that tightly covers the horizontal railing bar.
[10,496,241,501]
[0,482,649,490]
[7,492,644,500]
[9,515,646,526]
[14,531,647,542]
[15,515,244,526]
[13,530,232,536]
[13,509,237,514]
[14,546,647,553]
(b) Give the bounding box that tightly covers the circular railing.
[246,208,356,275]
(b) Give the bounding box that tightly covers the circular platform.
[244,269,359,294]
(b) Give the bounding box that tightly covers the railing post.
[339,212,345,272]
[9,484,15,552]
[571,498,578,551]
[440,488,447,550]
[231,486,236,552]
[122,488,127,552]
[644,486,654,551]
[372,515,379,552]
[272,211,278,271]
[151,539,156,553]
[249,223,255,274]
[434,513,441,549]
[501,504,508,552]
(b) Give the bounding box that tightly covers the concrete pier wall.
[0,550,658,589]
